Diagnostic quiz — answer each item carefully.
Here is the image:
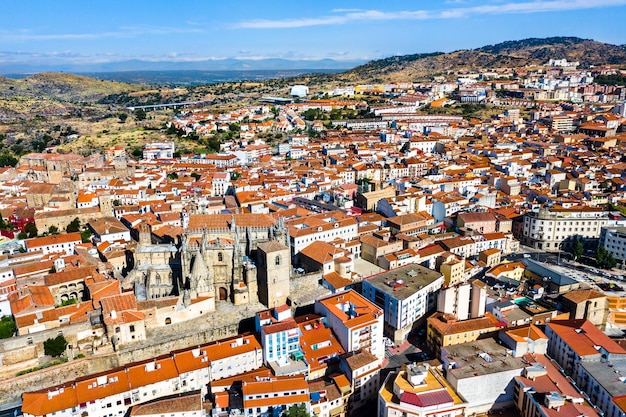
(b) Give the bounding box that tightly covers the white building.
[600,226,626,263]
[255,305,302,366]
[315,290,385,362]
[441,338,527,414]
[287,211,359,255]
[22,232,82,255]
[143,142,175,160]
[378,363,466,417]
[362,264,444,343]
[521,206,608,251]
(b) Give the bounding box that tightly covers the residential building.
[339,350,381,410]
[378,363,466,417]
[545,319,626,417]
[88,216,132,244]
[441,337,527,414]
[255,306,305,374]
[22,232,82,255]
[457,211,497,234]
[212,375,311,417]
[520,206,608,251]
[600,226,626,263]
[297,314,345,380]
[514,354,600,417]
[315,290,385,362]
[287,211,359,255]
[426,312,499,355]
[362,264,444,343]
[560,289,608,329]
[143,142,175,160]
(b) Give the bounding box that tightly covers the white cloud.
[0,25,203,42]
[234,0,626,29]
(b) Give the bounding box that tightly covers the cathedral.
[122,214,291,308]
[181,213,291,307]
[123,222,179,300]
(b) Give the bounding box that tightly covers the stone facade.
[181,216,290,307]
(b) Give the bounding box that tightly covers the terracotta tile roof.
[297,315,345,372]
[100,292,137,315]
[45,266,97,286]
[126,356,179,389]
[25,232,82,250]
[547,319,626,356]
[13,259,55,278]
[343,350,378,371]
[262,317,299,336]
[317,290,382,330]
[130,391,204,416]
[75,368,129,404]
[22,384,77,416]
[428,311,498,335]
[323,272,353,290]
[242,375,308,397]
[562,289,606,304]
[300,240,346,265]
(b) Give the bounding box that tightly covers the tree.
[80,229,93,244]
[24,222,37,238]
[134,108,147,121]
[0,316,16,339]
[596,245,617,269]
[131,147,143,159]
[0,153,17,167]
[66,217,81,233]
[286,404,310,417]
[43,335,68,357]
[48,225,59,235]
[118,113,128,123]
[167,172,179,180]
[572,239,584,261]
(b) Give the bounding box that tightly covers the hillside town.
[3,59,626,417]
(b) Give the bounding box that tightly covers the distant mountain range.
[2,37,626,103]
[0,58,365,75]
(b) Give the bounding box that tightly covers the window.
[275,256,281,265]
[130,325,135,332]
[218,252,223,262]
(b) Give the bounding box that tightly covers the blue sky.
[1,0,626,68]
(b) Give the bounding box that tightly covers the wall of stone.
[290,272,323,295]
[0,320,242,405]
[0,354,120,404]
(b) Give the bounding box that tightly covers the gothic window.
[218,252,223,262]
[275,256,281,265]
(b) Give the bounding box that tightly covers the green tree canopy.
[286,404,310,417]
[66,218,81,233]
[81,229,93,244]
[24,222,37,238]
[44,335,68,357]
[134,108,147,121]
[572,239,584,261]
[596,245,617,269]
[0,316,16,339]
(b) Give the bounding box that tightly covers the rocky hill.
[0,72,142,102]
[337,37,626,83]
